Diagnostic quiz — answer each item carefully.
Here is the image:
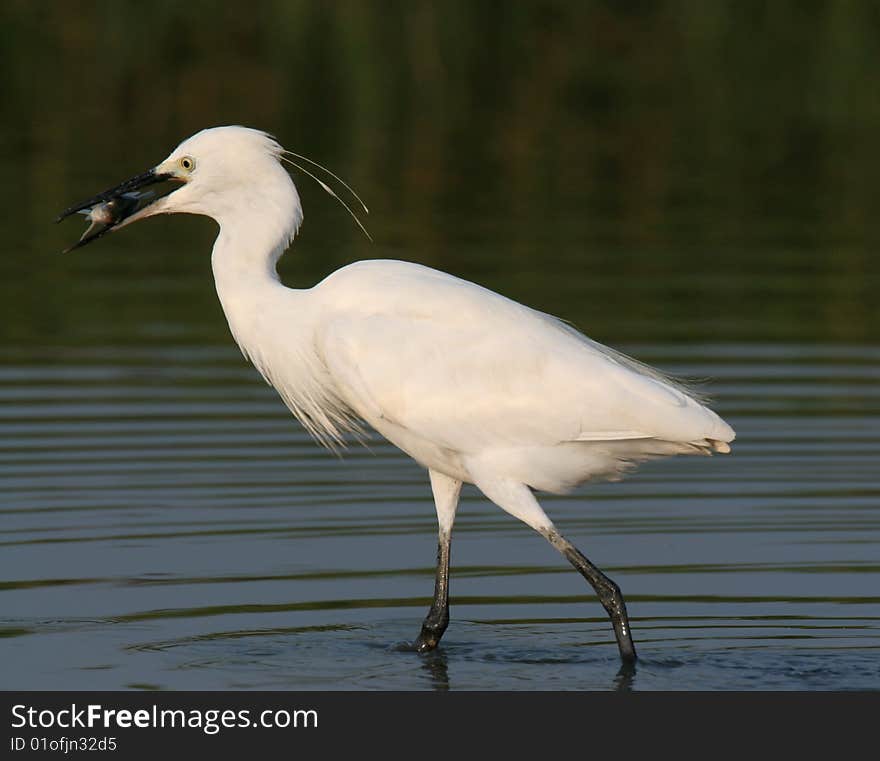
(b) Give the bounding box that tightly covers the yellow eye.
[179,156,195,171]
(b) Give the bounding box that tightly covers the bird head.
[57,126,303,251]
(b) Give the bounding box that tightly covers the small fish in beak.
[56,168,177,252]
[61,191,154,253]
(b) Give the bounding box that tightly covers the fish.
[61,191,154,253]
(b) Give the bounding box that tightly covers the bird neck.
[208,205,353,448]
[210,202,302,357]
[209,161,303,289]
[212,221,285,288]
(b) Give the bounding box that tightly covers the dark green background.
[2,0,877,351]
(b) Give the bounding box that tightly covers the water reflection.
[613,662,636,693]
[419,651,451,692]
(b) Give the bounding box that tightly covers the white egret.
[58,126,735,663]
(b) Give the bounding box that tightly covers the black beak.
[56,168,175,252]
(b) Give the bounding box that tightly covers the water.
[2,343,879,690]
[2,2,880,690]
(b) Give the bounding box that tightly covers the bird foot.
[413,623,445,653]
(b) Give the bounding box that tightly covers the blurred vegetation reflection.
[2,0,878,350]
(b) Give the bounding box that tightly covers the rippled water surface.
[3,343,879,690]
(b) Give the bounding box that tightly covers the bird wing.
[314,261,733,452]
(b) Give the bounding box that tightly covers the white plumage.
[311,259,733,488]
[61,125,735,662]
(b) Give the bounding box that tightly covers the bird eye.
[179,156,195,171]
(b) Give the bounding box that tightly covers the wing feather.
[314,261,734,453]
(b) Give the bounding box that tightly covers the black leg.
[414,530,452,653]
[543,528,637,663]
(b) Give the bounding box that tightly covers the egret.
[58,126,735,663]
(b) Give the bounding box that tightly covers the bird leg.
[543,528,637,663]
[414,471,461,653]
[414,530,452,652]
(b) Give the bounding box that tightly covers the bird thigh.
[466,463,555,533]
